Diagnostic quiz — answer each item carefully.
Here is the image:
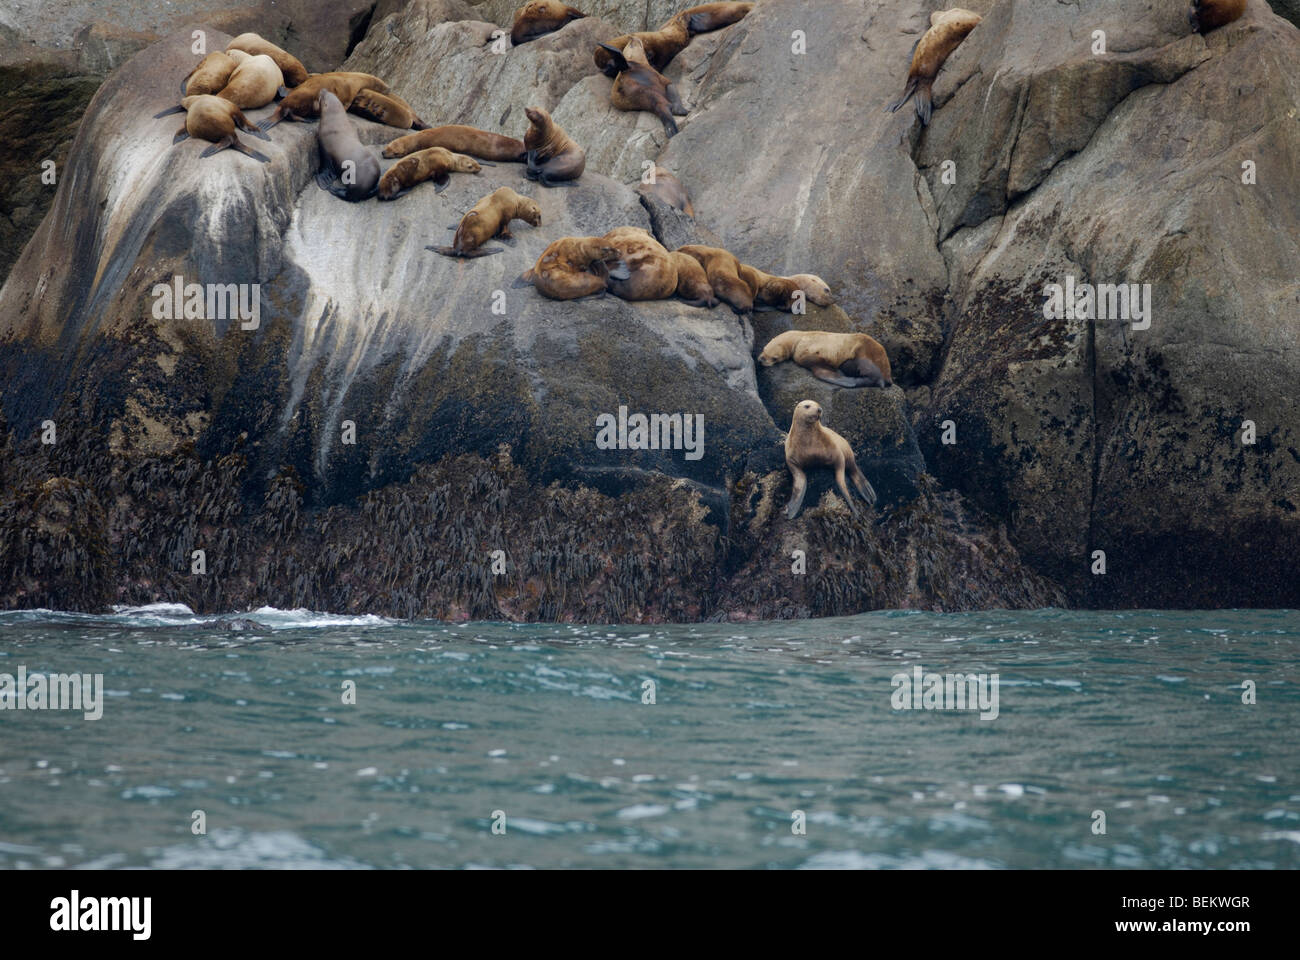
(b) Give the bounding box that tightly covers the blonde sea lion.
[314,90,380,201]
[511,1,586,45]
[432,187,541,258]
[215,53,284,110]
[516,236,631,300]
[347,89,429,130]
[383,125,526,162]
[602,226,678,301]
[680,2,754,34]
[377,146,481,200]
[677,244,754,314]
[739,265,836,311]
[166,94,271,162]
[597,37,688,137]
[759,330,892,388]
[784,400,876,518]
[522,106,585,186]
[668,251,716,307]
[1189,0,1246,32]
[258,72,390,130]
[180,51,240,97]
[637,166,694,217]
[887,8,982,126]
[225,32,309,87]
[594,14,690,76]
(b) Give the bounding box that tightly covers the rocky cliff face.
[1,0,1296,618]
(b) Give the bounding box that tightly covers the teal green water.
[0,606,1297,869]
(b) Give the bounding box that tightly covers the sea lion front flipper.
[887,76,918,114]
[606,260,631,281]
[433,172,451,194]
[656,107,679,138]
[497,229,516,246]
[539,174,578,187]
[914,79,933,126]
[199,135,235,158]
[666,83,688,116]
[316,168,340,192]
[784,465,808,520]
[428,245,462,257]
[179,74,190,97]
[173,128,190,144]
[476,159,498,166]
[834,466,858,514]
[597,42,630,74]
[154,104,185,119]
[257,108,287,132]
[277,85,288,100]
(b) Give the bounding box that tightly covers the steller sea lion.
[887,8,982,126]
[510,1,587,45]
[594,14,690,77]
[759,330,893,388]
[598,37,688,137]
[522,106,585,186]
[214,53,284,110]
[347,88,429,130]
[602,226,678,300]
[167,94,271,163]
[432,186,541,258]
[738,265,836,311]
[314,90,380,201]
[637,165,695,217]
[377,146,481,200]
[383,125,526,162]
[258,72,390,130]
[784,400,876,518]
[669,251,716,307]
[516,236,631,300]
[225,32,309,87]
[677,244,755,314]
[180,50,241,97]
[1189,0,1246,32]
[680,2,754,35]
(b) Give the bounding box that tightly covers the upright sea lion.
[167,94,271,163]
[215,53,284,110]
[258,72,390,130]
[347,89,429,130]
[637,165,695,217]
[598,37,687,137]
[383,125,526,162]
[759,331,892,388]
[668,251,716,307]
[594,14,690,76]
[225,32,309,87]
[510,1,587,45]
[887,8,982,126]
[1189,0,1246,32]
[522,106,585,186]
[677,244,754,314]
[680,2,754,35]
[784,400,876,518]
[517,236,631,300]
[377,146,481,200]
[432,186,541,258]
[180,51,241,97]
[314,90,381,201]
[602,227,678,300]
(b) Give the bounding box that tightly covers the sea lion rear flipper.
[597,43,630,74]
[412,119,430,130]
[477,159,498,166]
[154,104,185,119]
[276,85,288,100]
[231,138,271,163]
[914,80,933,126]
[257,108,286,131]
[512,271,535,289]
[657,108,679,138]
[316,168,340,192]
[539,174,578,187]
[173,128,190,144]
[887,77,918,114]
[666,83,688,116]
[607,260,631,281]
[199,135,235,158]
[238,113,271,141]
[784,467,808,520]
[853,470,877,506]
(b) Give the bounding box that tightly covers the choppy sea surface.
[0,605,1296,869]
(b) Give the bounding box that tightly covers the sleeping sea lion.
[887,8,982,126]
[377,147,481,200]
[516,237,631,300]
[759,331,893,388]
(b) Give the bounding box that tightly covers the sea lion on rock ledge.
[759,330,893,388]
[598,37,688,137]
[516,237,630,300]
[383,125,527,162]
[314,90,380,201]
[378,147,482,200]
[1189,0,1246,32]
[226,32,309,87]
[784,400,877,519]
[433,187,541,258]
[511,1,587,45]
[887,8,982,126]
[593,14,691,77]
[167,95,271,163]
[522,106,585,186]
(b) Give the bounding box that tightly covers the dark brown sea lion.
[347,89,429,130]
[784,400,876,518]
[1189,0,1246,32]
[598,37,687,137]
[432,187,541,258]
[759,331,892,388]
[516,236,631,300]
[593,14,690,77]
[377,147,481,200]
[510,1,587,45]
[637,165,694,217]
[522,106,585,186]
[226,32,309,87]
[258,72,390,130]
[680,2,754,35]
[887,8,982,126]
[383,125,526,162]
[166,94,271,163]
[602,227,678,300]
[314,89,381,201]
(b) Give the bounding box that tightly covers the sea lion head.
[450,153,482,173]
[524,106,550,129]
[623,36,649,65]
[794,400,823,426]
[789,273,834,306]
[516,196,542,226]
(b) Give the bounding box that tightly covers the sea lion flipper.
[199,135,235,158]
[412,119,430,130]
[316,169,339,192]
[276,85,288,100]
[597,42,630,74]
[477,159,497,166]
[173,128,190,144]
[607,260,631,281]
[512,272,535,289]
[232,138,271,163]
[539,174,578,187]
[154,104,185,119]
[887,77,918,114]
[784,467,808,520]
[257,109,285,131]
[914,80,933,126]
[852,468,877,506]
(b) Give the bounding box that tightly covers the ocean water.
[0,606,1296,869]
